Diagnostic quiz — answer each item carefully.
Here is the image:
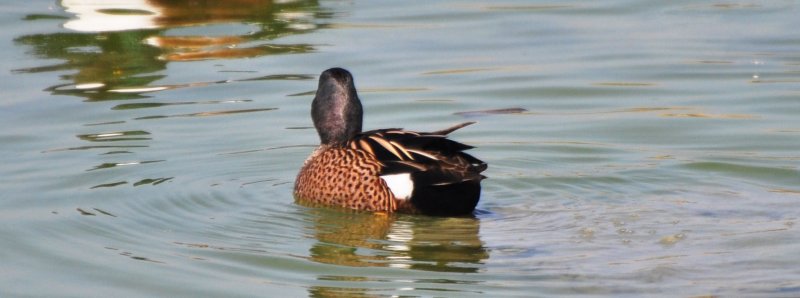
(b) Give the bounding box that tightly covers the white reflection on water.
[62,0,162,32]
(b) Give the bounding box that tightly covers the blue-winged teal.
[294,68,487,216]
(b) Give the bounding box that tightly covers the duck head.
[311,67,364,147]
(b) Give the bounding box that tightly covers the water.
[2,0,799,296]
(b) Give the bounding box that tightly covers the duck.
[294,68,487,216]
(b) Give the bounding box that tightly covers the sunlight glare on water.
[1,0,799,296]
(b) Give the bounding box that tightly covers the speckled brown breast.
[294,146,398,212]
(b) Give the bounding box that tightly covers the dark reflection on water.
[14,0,324,101]
[89,176,173,189]
[303,207,488,295]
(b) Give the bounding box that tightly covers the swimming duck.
[294,68,487,216]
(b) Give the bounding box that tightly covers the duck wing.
[347,122,486,215]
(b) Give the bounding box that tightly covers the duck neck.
[311,77,363,147]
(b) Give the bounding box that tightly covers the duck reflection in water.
[302,205,488,273]
[303,207,488,296]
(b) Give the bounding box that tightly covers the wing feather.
[368,135,405,160]
[350,124,486,184]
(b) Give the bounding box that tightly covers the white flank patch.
[380,173,414,200]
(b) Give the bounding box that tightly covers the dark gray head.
[311,68,363,146]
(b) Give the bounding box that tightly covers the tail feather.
[429,121,476,135]
[410,177,481,216]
